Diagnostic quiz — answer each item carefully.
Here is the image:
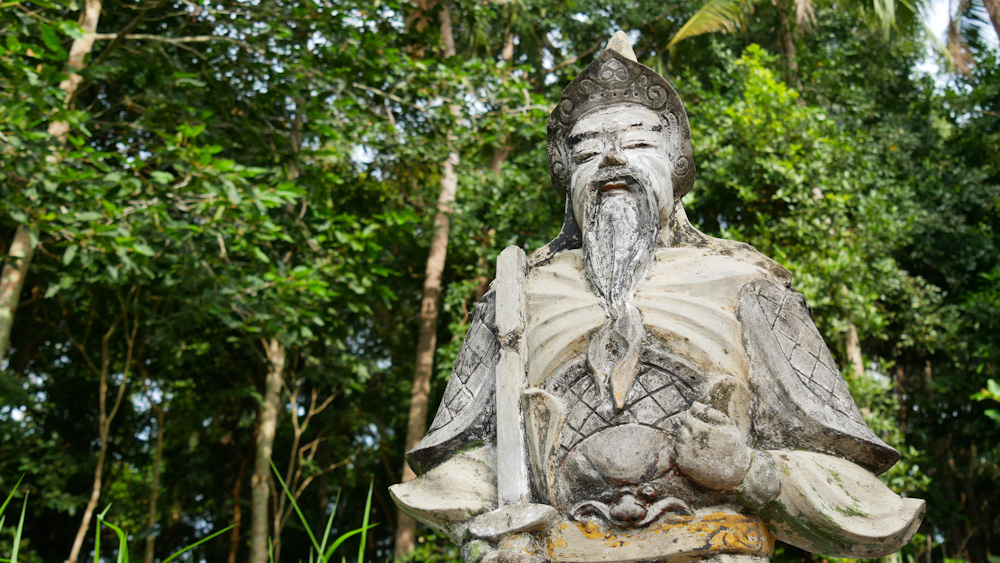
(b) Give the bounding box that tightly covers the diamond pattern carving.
[543,343,705,463]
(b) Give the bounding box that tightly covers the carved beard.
[581,167,660,412]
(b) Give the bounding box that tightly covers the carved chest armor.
[523,247,769,519]
[540,342,704,464]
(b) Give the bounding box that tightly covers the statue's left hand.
[674,401,753,490]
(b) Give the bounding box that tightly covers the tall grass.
[0,466,375,563]
[269,459,377,563]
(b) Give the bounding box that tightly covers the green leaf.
[98,513,130,563]
[357,480,374,563]
[668,0,748,49]
[0,474,24,519]
[322,524,377,562]
[251,247,271,264]
[9,492,26,563]
[162,525,235,562]
[270,458,322,555]
[63,244,78,266]
[150,171,174,184]
[76,211,103,222]
[40,24,62,54]
[58,21,85,39]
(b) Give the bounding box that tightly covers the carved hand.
[674,401,753,490]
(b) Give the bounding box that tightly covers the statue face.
[567,105,675,232]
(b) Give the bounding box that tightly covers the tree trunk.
[249,338,286,563]
[48,0,103,144]
[4,0,103,366]
[228,446,253,563]
[0,225,37,365]
[395,4,461,558]
[67,317,133,563]
[845,322,864,378]
[776,7,804,97]
[143,406,165,563]
[67,440,108,563]
[983,0,1000,43]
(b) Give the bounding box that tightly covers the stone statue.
[390,32,925,563]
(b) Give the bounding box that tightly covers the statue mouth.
[591,168,646,197]
[569,494,693,528]
[600,181,628,193]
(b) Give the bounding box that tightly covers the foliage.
[1,0,998,561]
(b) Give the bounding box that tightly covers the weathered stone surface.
[544,507,774,562]
[762,451,925,559]
[392,30,924,562]
[388,446,497,543]
[469,504,560,539]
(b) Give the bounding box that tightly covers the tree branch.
[91,33,255,51]
[92,0,170,67]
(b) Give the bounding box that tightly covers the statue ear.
[658,111,694,199]
[547,135,571,197]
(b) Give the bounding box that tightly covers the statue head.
[547,32,695,235]
[534,32,788,285]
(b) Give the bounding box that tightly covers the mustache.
[588,166,651,194]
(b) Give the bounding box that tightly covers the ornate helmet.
[546,32,695,199]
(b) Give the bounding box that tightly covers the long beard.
[582,172,659,412]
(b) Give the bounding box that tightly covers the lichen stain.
[604,537,628,548]
[550,512,774,559]
[577,521,608,540]
[547,536,569,559]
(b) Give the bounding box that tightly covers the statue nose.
[599,146,626,168]
[609,494,646,524]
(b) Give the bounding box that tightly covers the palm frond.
[919,12,955,70]
[872,0,899,40]
[667,0,751,49]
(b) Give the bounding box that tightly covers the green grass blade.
[321,524,377,562]
[161,524,234,563]
[268,536,275,563]
[95,504,113,563]
[0,475,24,519]
[99,516,130,563]
[10,492,27,563]
[357,480,373,563]
[316,490,340,557]
[269,458,322,554]
[94,515,101,563]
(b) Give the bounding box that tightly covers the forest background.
[1,0,999,561]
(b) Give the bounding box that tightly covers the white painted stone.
[469,503,560,540]
[389,446,497,543]
[496,245,530,506]
[766,451,926,559]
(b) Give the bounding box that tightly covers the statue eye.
[573,151,599,164]
[623,141,655,150]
